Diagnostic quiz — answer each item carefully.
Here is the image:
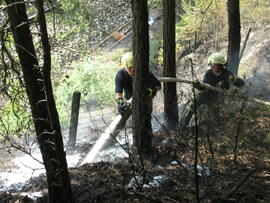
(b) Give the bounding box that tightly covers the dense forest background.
[0,0,270,202]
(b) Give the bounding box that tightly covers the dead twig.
[96,20,132,47]
[239,27,252,61]
[223,168,257,199]
[162,196,181,203]
[189,59,200,203]
[128,191,163,203]
[110,28,132,48]
[0,3,59,33]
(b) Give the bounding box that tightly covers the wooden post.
[68,91,81,150]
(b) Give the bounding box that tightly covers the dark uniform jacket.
[203,68,244,97]
[115,68,161,100]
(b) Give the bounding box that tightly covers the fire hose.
[159,77,270,106]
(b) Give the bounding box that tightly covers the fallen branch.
[128,191,163,203]
[0,3,59,33]
[96,20,132,47]
[0,1,35,13]
[159,77,270,106]
[110,27,132,48]
[240,27,252,61]
[223,168,257,199]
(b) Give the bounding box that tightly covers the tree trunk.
[163,0,179,130]
[35,0,75,201]
[131,0,152,155]
[227,0,241,75]
[6,0,74,202]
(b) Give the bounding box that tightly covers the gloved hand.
[193,80,204,90]
[228,75,245,88]
[217,80,228,89]
[227,88,240,97]
[117,98,128,115]
[146,87,157,98]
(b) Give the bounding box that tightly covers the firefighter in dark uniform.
[115,51,161,115]
[180,52,245,129]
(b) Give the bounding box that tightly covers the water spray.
[82,99,132,164]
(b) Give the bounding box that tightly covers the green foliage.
[51,0,131,47]
[149,31,163,68]
[0,84,33,139]
[148,0,161,9]
[176,0,226,48]
[54,0,92,27]
[54,54,120,127]
[0,101,32,139]
[240,0,270,26]
[175,0,270,52]
[0,47,33,138]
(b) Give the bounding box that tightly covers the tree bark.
[6,0,74,202]
[35,0,75,202]
[163,0,179,130]
[131,0,152,155]
[227,0,241,75]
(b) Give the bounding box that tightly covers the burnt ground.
[1,20,270,203]
[1,1,270,202]
[1,101,270,203]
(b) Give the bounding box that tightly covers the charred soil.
[1,105,270,203]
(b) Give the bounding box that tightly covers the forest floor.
[0,102,270,202]
[1,1,270,202]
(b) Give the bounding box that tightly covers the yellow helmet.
[207,52,226,65]
[121,51,133,68]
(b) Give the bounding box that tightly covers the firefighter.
[115,51,161,115]
[180,52,245,129]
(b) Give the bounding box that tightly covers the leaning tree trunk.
[6,0,74,202]
[163,0,179,130]
[35,0,74,202]
[132,0,152,155]
[227,0,241,75]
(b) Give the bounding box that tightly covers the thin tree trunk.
[6,0,74,202]
[163,0,179,130]
[132,0,152,155]
[227,0,241,75]
[35,0,74,201]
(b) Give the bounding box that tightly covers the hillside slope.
[0,1,270,202]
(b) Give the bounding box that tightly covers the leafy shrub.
[176,0,227,50]
[54,54,120,127]
[241,0,270,26]
[0,96,33,139]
